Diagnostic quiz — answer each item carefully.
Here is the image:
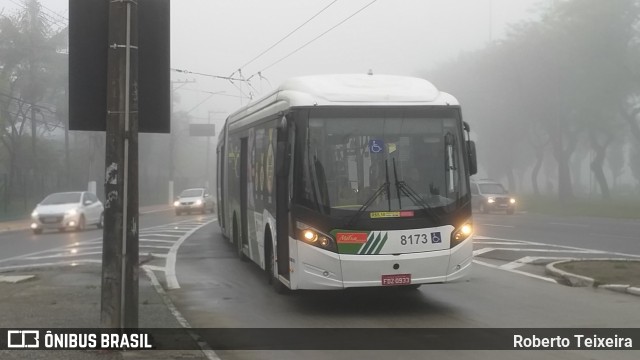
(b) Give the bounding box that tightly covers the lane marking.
[166,219,216,290]
[482,224,515,228]
[473,248,495,256]
[548,222,589,227]
[0,259,102,272]
[473,259,558,283]
[143,267,220,360]
[139,239,176,244]
[478,236,640,258]
[0,218,206,264]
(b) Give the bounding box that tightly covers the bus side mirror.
[467,140,477,175]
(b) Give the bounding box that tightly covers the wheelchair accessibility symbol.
[369,139,384,154]
[431,232,442,243]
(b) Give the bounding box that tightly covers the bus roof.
[226,74,459,127]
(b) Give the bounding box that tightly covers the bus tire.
[265,231,288,295]
[233,215,247,262]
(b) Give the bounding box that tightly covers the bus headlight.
[297,223,337,252]
[451,222,472,248]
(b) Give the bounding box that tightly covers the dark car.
[470,179,516,215]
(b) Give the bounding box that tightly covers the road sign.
[69,0,170,133]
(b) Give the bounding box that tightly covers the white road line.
[473,259,558,283]
[549,222,590,227]
[139,234,182,238]
[143,267,221,360]
[0,217,215,265]
[139,239,176,244]
[0,259,102,272]
[480,236,640,258]
[500,256,536,270]
[139,245,172,250]
[482,224,515,228]
[481,248,599,253]
[473,248,495,256]
[165,219,216,290]
[0,236,104,264]
[475,241,538,246]
[23,251,104,260]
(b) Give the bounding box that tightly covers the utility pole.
[101,0,139,329]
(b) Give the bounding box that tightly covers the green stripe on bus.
[358,232,376,255]
[373,232,388,254]
[365,232,382,255]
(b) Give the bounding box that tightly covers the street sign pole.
[101,0,139,329]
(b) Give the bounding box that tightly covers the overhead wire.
[248,0,378,80]
[171,68,246,82]
[231,0,339,77]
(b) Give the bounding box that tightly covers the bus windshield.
[298,107,469,215]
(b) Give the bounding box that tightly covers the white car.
[174,188,215,215]
[31,191,104,234]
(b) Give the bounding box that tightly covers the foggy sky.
[0,0,546,123]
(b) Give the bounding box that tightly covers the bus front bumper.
[293,236,473,290]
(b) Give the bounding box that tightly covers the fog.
[1,0,639,216]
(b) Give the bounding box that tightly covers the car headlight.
[487,197,495,204]
[509,198,516,204]
[173,200,180,207]
[296,222,337,252]
[66,209,78,216]
[451,222,473,248]
[31,210,38,217]
[195,199,203,206]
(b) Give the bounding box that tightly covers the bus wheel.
[265,234,288,295]
[233,216,247,262]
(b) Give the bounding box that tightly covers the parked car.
[174,188,215,215]
[470,179,516,215]
[31,191,104,234]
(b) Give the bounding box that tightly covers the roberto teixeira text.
[5,330,153,350]
[514,334,633,349]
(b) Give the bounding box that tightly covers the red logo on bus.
[336,232,368,244]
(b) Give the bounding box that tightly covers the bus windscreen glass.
[299,107,469,215]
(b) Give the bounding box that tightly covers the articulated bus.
[216,74,478,291]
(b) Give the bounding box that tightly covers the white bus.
[216,74,477,292]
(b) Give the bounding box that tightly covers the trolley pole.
[101,0,139,329]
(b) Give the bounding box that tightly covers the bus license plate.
[381,274,411,286]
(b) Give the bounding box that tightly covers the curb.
[546,258,640,297]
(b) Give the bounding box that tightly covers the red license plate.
[381,274,411,286]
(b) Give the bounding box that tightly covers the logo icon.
[430,232,442,244]
[7,330,40,348]
[368,139,384,154]
[336,232,368,244]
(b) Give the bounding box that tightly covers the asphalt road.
[1,210,638,359]
[474,212,640,255]
[167,212,640,360]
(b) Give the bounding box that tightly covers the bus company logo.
[336,232,368,244]
[7,330,40,348]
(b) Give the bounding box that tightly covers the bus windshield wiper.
[347,160,391,227]
[392,158,439,219]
